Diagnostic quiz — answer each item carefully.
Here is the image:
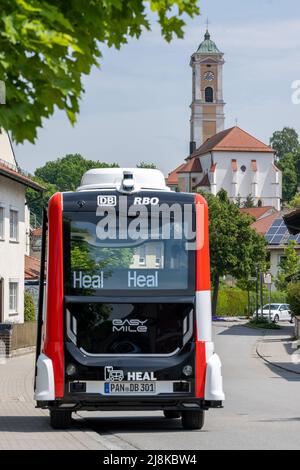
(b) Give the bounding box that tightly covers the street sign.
[263,272,272,285]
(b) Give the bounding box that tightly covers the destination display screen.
[63,210,195,295]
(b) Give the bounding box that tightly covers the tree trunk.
[212,273,220,317]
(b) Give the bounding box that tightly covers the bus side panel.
[43,192,65,398]
[194,194,211,398]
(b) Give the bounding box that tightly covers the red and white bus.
[34,168,224,430]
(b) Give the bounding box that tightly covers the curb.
[256,337,300,376]
[10,346,36,358]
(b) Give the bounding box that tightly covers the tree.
[270,127,299,160]
[0,0,200,143]
[201,189,267,316]
[26,178,58,225]
[24,291,35,322]
[242,194,255,208]
[275,240,300,291]
[287,282,300,317]
[26,153,118,222]
[288,192,300,209]
[35,153,118,191]
[136,162,157,169]
[277,152,298,202]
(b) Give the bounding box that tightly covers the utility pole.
[260,271,264,317]
[255,266,259,321]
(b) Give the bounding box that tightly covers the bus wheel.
[50,410,72,429]
[181,410,204,430]
[163,410,181,419]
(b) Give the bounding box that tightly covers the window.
[9,282,18,313]
[205,86,213,103]
[0,206,4,239]
[139,245,146,265]
[155,246,161,267]
[9,209,18,241]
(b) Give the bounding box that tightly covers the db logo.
[97,195,117,206]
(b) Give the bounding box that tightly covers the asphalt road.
[78,322,300,450]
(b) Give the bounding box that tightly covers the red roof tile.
[194,174,210,188]
[240,206,275,220]
[31,227,42,237]
[0,162,44,191]
[166,163,186,185]
[192,126,274,158]
[25,255,41,280]
[251,211,279,235]
[178,158,203,173]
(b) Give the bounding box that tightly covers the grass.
[246,318,281,330]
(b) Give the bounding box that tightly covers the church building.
[166,30,282,211]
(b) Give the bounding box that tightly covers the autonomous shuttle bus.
[34,168,224,430]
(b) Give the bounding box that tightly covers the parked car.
[253,304,292,323]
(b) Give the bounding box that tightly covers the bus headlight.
[66,363,77,376]
[182,365,193,377]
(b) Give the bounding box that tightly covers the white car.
[253,303,292,323]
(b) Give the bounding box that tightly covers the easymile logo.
[112,318,148,333]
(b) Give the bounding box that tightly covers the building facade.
[0,129,43,323]
[190,29,225,153]
[167,29,282,211]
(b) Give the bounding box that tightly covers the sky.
[14,0,300,177]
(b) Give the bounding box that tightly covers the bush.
[217,287,248,316]
[287,282,300,316]
[247,318,280,330]
[24,291,36,322]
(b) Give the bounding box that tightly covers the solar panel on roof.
[264,216,300,245]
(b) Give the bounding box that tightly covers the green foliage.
[200,189,267,315]
[35,153,119,192]
[136,162,157,169]
[216,287,248,317]
[270,127,299,160]
[288,191,300,209]
[0,0,199,143]
[275,240,300,291]
[287,281,300,316]
[247,318,280,330]
[26,154,118,221]
[26,177,57,225]
[24,291,35,322]
[277,152,298,202]
[242,194,255,208]
[204,189,267,281]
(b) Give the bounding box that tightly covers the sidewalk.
[256,323,300,375]
[0,353,107,450]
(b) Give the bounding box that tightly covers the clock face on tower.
[204,71,214,81]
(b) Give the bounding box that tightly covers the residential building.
[0,129,43,323]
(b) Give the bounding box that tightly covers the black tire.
[274,314,279,323]
[163,410,181,419]
[182,410,205,430]
[50,410,72,430]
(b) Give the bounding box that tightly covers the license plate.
[104,381,156,394]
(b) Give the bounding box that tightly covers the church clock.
[204,71,214,81]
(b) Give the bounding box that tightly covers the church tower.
[189,29,225,154]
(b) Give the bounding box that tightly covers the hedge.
[287,282,300,316]
[24,291,36,322]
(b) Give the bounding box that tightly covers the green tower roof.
[197,30,220,54]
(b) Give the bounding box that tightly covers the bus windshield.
[63,211,195,295]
